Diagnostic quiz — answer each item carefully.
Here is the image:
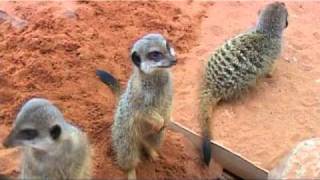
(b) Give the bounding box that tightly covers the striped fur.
[200,2,288,165]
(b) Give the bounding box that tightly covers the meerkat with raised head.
[2,98,91,179]
[96,33,176,180]
[199,2,288,165]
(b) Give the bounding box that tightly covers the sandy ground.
[0,1,320,179]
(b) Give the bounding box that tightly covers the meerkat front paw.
[149,111,165,132]
[266,64,276,78]
[148,148,159,161]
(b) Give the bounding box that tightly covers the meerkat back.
[204,2,288,100]
[204,33,281,100]
[3,98,92,179]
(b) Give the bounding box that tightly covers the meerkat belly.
[139,91,172,146]
[30,143,82,177]
[205,35,277,100]
[22,153,67,179]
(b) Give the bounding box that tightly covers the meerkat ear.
[50,125,61,140]
[285,18,288,28]
[166,41,175,57]
[131,51,141,68]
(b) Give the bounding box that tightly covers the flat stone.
[269,138,320,179]
[0,10,9,22]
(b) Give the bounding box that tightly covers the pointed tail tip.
[202,136,212,166]
[96,69,120,95]
[96,69,117,86]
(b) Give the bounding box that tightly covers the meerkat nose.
[171,59,177,66]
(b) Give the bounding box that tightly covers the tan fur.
[107,33,176,179]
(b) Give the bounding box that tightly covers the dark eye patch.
[131,51,141,68]
[50,125,61,140]
[147,51,163,62]
[18,129,38,140]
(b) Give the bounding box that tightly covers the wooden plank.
[168,121,269,180]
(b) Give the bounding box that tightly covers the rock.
[63,10,78,19]
[10,17,28,29]
[0,10,9,23]
[269,138,320,179]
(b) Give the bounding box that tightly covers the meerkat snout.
[130,33,176,74]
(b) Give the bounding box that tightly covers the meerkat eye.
[50,125,61,140]
[147,51,163,62]
[18,129,38,140]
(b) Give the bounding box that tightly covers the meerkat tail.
[96,69,121,97]
[200,97,213,166]
[127,168,136,180]
[199,93,219,166]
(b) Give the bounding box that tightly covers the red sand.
[0,1,320,179]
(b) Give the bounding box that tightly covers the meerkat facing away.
[96,33,176,180]
[2,98,91,179]
[199,2,288,165]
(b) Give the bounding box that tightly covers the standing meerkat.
[199,2,288,165]
[96,33,176,180]
[3,98,92,179]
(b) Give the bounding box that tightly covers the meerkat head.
[3,98,66,153]
[130,33,177,74]
[256,2,288,37]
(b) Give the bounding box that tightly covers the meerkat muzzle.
[170,60,177,66]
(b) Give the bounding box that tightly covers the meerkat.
[96,33,176,180]
[2,98,92,179]
[199,2,288,165]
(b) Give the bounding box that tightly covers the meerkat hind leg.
[141,139,160,161]
[147,147,159,161]
[128,168,136,180]
[265,63,276,78]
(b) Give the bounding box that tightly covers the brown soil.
[0,1,320,179]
